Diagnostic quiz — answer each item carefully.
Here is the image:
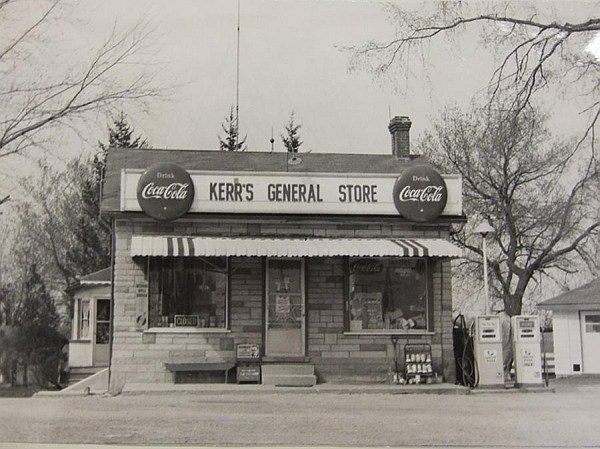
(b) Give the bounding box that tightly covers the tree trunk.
[504,294,522,317]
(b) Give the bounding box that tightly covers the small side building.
[538,278,600,375]
[68,268,112,370]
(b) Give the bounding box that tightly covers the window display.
[148,257,228,328]
[347,257,430,332]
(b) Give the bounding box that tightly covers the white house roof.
[79,268,112,285]
[538,278,600,311]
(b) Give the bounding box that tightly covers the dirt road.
[0,379,598,447]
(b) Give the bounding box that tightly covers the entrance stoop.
[261,364,317,387]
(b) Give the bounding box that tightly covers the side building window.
[347,257,431,332]
[78,299,90,339]
[148,257,228,329]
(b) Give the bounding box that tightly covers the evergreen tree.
[64,158,112,280]
[97,112,150,183]
[0,264,65,388]
[281,112,303,154]
[73,112,150,280]
[218,106,247,151]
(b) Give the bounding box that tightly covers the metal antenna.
[235,0,241,150]
[270,127,275,152]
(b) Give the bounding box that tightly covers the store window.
[148,257,228,329]
[347,257,431,332]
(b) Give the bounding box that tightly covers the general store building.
[100,117,465,393]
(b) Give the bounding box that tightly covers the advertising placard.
[392,165,448,222]
[136,163,195,221]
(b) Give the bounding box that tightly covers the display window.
[148,257,228,329]
[347,257,431,333]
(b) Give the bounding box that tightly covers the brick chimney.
[388,116,412,158]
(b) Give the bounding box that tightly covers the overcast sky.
[1,0,599,200]
[79,0,459,154]
[15,0,519,155]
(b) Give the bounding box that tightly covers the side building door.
[93,298,111,366]
[580,311,600,373]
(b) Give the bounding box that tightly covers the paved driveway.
[0,377,598,447]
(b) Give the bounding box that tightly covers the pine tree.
[0,264,65,388]
[97,112,150,183]
[281,112,303,154]
[74,112,152,279]
[218,106,247,151]
[99,111,150,150]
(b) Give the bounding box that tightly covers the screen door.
[265,258,305,356]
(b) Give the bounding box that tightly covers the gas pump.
[511,315,543,387]
[473,315,505,387]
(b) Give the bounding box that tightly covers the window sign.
[348,258,430,332]
[174,315,200,327]
[275,295,291,322]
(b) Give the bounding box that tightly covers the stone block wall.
[306,257,455,384]
[109,217,455,392]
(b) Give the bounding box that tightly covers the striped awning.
[130,236,462,258]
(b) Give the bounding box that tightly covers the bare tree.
[420,101,599,317]
[348,2,599,151]
[0,0,159,200]
[347,2,600,312]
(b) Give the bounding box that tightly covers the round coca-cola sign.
[393,165,447,222]
[136,163,194,221]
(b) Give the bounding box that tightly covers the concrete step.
[261,364,315,376]
[261,364,316,387]
[262,374,317,387]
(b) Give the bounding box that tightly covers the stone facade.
[109,217,455,393]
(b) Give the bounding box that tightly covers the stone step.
[261,374,317,387]
[261,364,315,376]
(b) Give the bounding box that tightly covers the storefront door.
[265,258,305,356]
[93,299,111,366]
[581,311,600,373]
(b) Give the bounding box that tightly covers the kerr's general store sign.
[125,164,462,220]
